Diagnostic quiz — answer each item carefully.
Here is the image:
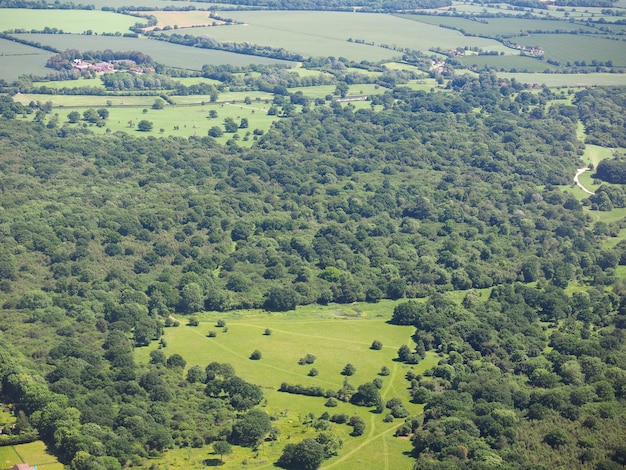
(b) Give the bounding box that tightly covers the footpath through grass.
[138,301,433,469]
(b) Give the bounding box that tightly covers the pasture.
[135,10,223,30]
[0,38,54,81]
[137,301,429,469]
[171,11,504,60]
[0,9,138,35]
[516,34,626,66]
[0,441,63,470]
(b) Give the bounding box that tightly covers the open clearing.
[136,303,429,469]
[496,72,626,87]
[0,9,138,34]
[516,34,626,66]
[135,10,223,30]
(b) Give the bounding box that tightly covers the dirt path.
[574,167,594,195]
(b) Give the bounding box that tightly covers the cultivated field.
[459,54,557,72]
[168,11,504,60]
[402,15,598,36]
[516,34,626,66]
[0,9,138,34]
[12,33,294,76]
[496,72,626,87]
[0,38,54,81]
[136,301,432,469]
[135,10,225,30]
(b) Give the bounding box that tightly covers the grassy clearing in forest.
[137,301,430,469]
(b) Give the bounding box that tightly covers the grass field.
[0,9,138,34]
[170,11,503,60]
[135,10,220,30]
[496,72,626,87]
[0,441,63,470]
[516,34,626,66]
[0,38,54,81]
[137,300,431,469]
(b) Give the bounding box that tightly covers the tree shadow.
[203,458,224,466]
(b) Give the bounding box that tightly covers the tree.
[67,111,80,123]
[230,409,271,446]
[223,117,238,133]
[371,340,383,350]
[278,438,325,470]
[213,440,232,463]
[137,120,153,132]
[264,286,298,312]
[341,363,356,376]
[208,126,223,138]
[166,353,186,369]
[250,349,262,360]
[97,108,109,120]
[152,98,165,110]
[544,428,569,448]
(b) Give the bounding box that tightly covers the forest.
[0,70,625,468]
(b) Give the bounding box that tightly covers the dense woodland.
[0,70,626,469]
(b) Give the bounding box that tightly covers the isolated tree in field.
[97,108,109,120]
[371,340,383,350]
[208,126,223,137]
[137,119,153,132]
[67,111,80,123]
[152,98,165,109]
[250,349,262,360]
[213,440,232,462]
[208,109,218,118]
[341,363,356,376]
[277,438,325,470]
[223,117,238,133]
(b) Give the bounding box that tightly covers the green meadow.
[137,301,433,469]
[0,9,138,34]
[0,441,63,470]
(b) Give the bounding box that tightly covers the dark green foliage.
[277,438,325,470]
[230,409,271,446]
[370,339,383,350]
[341,363,356,376]
[250,349,262,360]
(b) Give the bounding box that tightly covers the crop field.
[496,72,626,87]
[171,11,504,60]
[0,9,138,34]
[400,15,598,36]
[135,10,224,30]
[83,0,243,9]
[137,302,431,469]
[516,34,626,66]
[14,33,294,73]
[0,38,55,81]
[459,54,557,72]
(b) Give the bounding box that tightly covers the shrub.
[250,350,262,360]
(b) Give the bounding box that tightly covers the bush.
[250,350,262,360]
[370,340,383,350]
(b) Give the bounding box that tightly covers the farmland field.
[12,34,294,74]
[0,37,54,81]
[459,54,557,72]
[0,441,63,470]
[136,303,428,469]
[516,34,626,66]
[0,9,139,34]
[401,15,598,36]
[168,11,504,60]
[135,10,223,30]
[496,72,626,87]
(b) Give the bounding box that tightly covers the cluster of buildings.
[72,59,155,74]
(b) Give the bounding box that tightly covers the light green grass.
[168,76,222,86]
[496,72,626,87]
[516,34,626,66]
[172,11,503,60]
[31,77,106,89]
[139,302,429,469]
[0,9,138,34]
[0,441,62,470]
